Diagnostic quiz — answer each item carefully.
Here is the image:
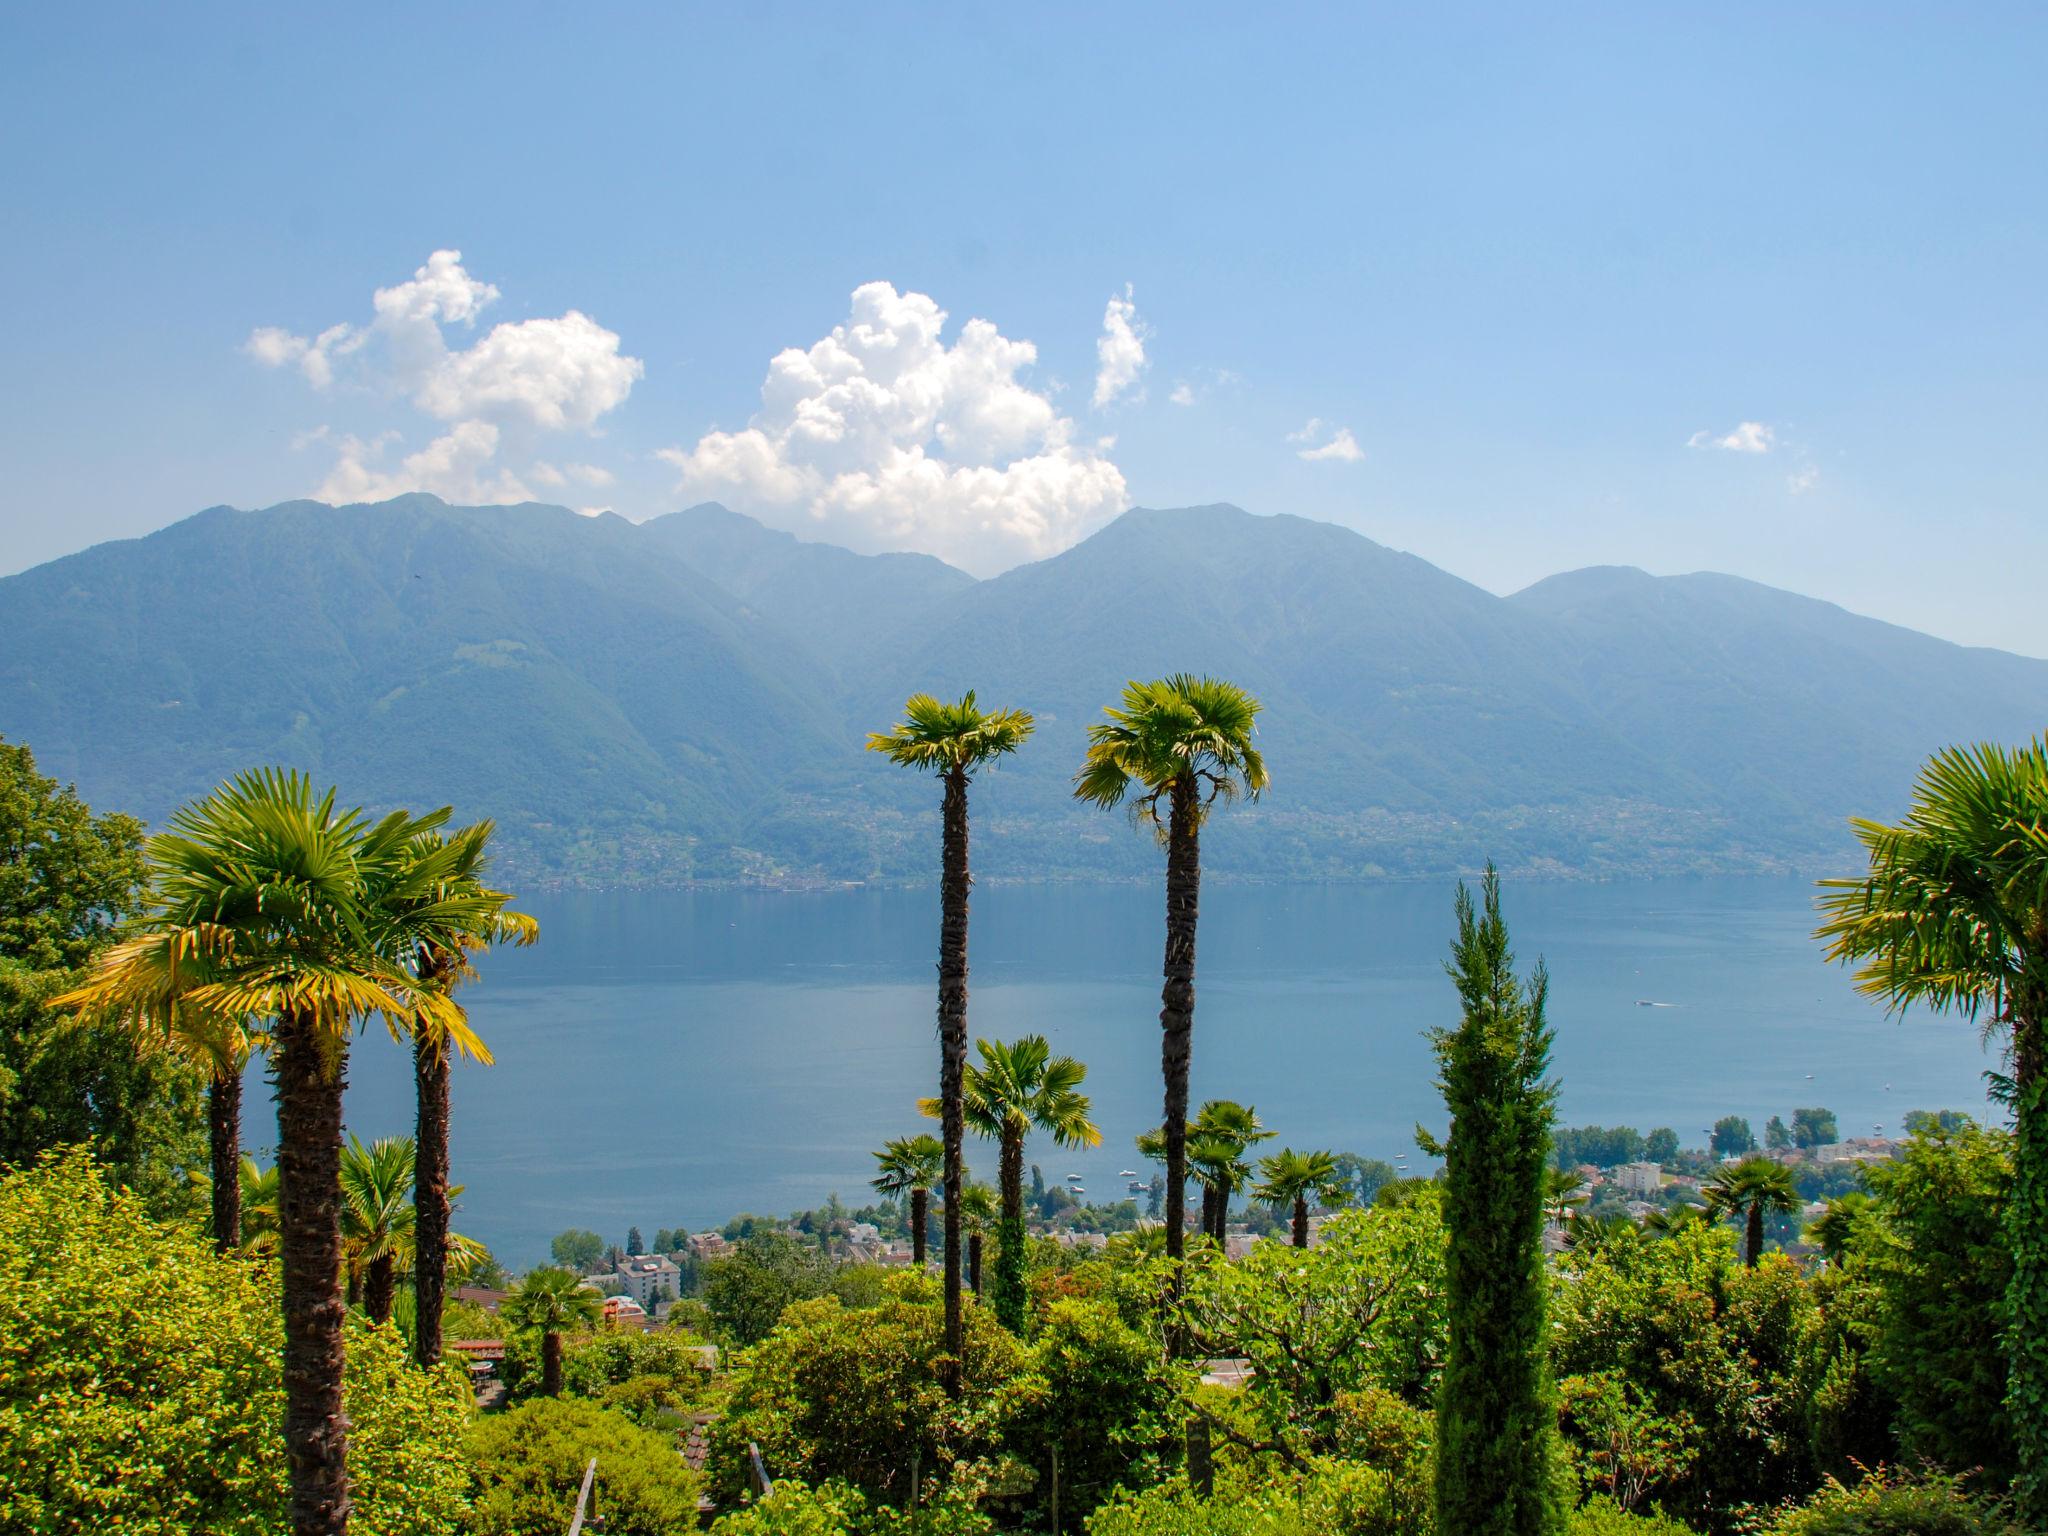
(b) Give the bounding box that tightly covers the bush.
[1765,1470,2023,1536]
[1083,1461,1416,1536]
[1569,1495,1696,1536]
[466,1396,703,1536]
[710,1478,994,1534]
[0,1148,471,1536]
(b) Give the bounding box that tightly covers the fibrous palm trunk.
[1159,777,1200,1270]
[412,974,453,1368]
[275,1010,351,1536]
[2008,968,2046,1525]
[209,1066,242,1253]
[1745,1204,1764,1268]
[994,1127,1028,1333]
[364,1254,395,1327]
[542,1328,564,1397]
[1199,1184,1219,1244]
[1214,1172,1233,1242]
[937,766,971,1388]
[910,1187,929,1269]
[1293,1195,1310,1249]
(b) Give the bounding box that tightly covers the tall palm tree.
[1701,1156,1800,1266]
[55,932,256,1251]
[1816,735,2048,1521]
[925,1033,1099,1332]
[1074,675,1266,1267]
[871,1132,945,1268]
[868,692,1033,1380]
[502,1267,603,1397]
[61,769,493,1536]
[392,824,535,1370]
[1253,1147,1348,1247]
[341,1136,416,1325]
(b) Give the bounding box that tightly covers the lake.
[283,877,1999,1267]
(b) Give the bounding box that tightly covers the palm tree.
[240,1155,281,1256]
[871,1132,945,1268]
[1139,1100,1272,1242]
[1701,1156,1800,1266]
[60,769,494,1536]
[393,824,536,1370]
[502,1267,603,1396]
[869,692,1034,1381]
[1253,1148,1348,1247]
[55,932,256,1251]
[957,1180,997,1296]
[1805,1191,1875,1262]
[1815,735,2048,1521]
[341,1136,415,1325]
[925,1033,1099,1332]
[1073,675,1266,1267]
[1642,1202,1708,1238]
[1545,1168,1589,1227]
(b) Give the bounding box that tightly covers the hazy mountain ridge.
[3,494,2042,886]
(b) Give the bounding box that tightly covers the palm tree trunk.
[937,766,971,1387]
[2006,974,2046,1525]
[275,1009,351,1536]
[1160,777,1200,1268]
[364,1254,395,1327]
[1214,1172,1232,1241]
[1200,1183,1218,1244]
[209,1065,242,1253]
[969,1232,983,1295]
[412,1001,452,1368]
[1293,1195,1309,1249]
[542,1328,564,1397]
[345,1265,361,1309]
[995,1126,1028,1333]
[1745,1202,1764,1267]
[910,1187,929,1269]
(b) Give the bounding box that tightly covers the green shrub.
[0,1148,471,1536]
[1567,1495,1695,1536]
[710,1477,994,1534]
[466,1396,703,1536]
[1765,1470,2023,1536]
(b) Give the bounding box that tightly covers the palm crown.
[866,691,1035,775]
[926,1035,1103,1150]
[503,1266,604,1335]
[1072,674,1268,832]
[1253,1147,1348,1211]
[871,1133,946,1198]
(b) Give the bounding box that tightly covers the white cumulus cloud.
[1288,418,1364,463]
[247,249,641,504]
[1092,285,1148,407]
[1687,420,1775,453]
[660,281,1129,574]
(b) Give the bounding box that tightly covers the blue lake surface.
[273,878,2000,1267]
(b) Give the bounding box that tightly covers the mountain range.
[3,493,2042,886]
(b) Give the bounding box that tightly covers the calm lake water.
[279,878,1999,1267]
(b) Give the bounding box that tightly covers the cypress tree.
[1425,868,1563,1536]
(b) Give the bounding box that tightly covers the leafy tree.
[1710,1116,1756,1159]
[707,1279,1026,1509]
[626,1224,644,1255]
[1855,1121,2015,1489]
[1766,1115,1794,1151]
[1254,1147,1350,1247]
[1553,1126,1648,1169]
[0,1149,471,1536]
[703,1230,835,1345]
[1702,1156,1801,1267]
[872,1131,945,1268]
[1902,1109,1974,1136]
[1421,868,1562,1536]
[467,1397,703,1536]
[57,769,501,1536]
[869,690,1035,1387]
[0,740,203,1218]
[1330,1153,1398,1206]
[552,1227,606,1272]
[1816,735,2048,1519]
[1643,1128,1679,1164]
[503,1267,604,1396]
[930,1033,1100,1332]
[1792,1108,1839,1149]
[1073,674,1266,1268]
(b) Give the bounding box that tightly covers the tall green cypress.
[1425,868,1563,1536]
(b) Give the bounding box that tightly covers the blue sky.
[3,6,2043,651]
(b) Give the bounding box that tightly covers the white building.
[612,1253,681,1307]
[1613,1161,1664,1195]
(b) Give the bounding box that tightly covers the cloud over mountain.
[660,281,1128,575]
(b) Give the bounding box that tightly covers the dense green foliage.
[0,1150,472,1535]
[466,1396,703,1536]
